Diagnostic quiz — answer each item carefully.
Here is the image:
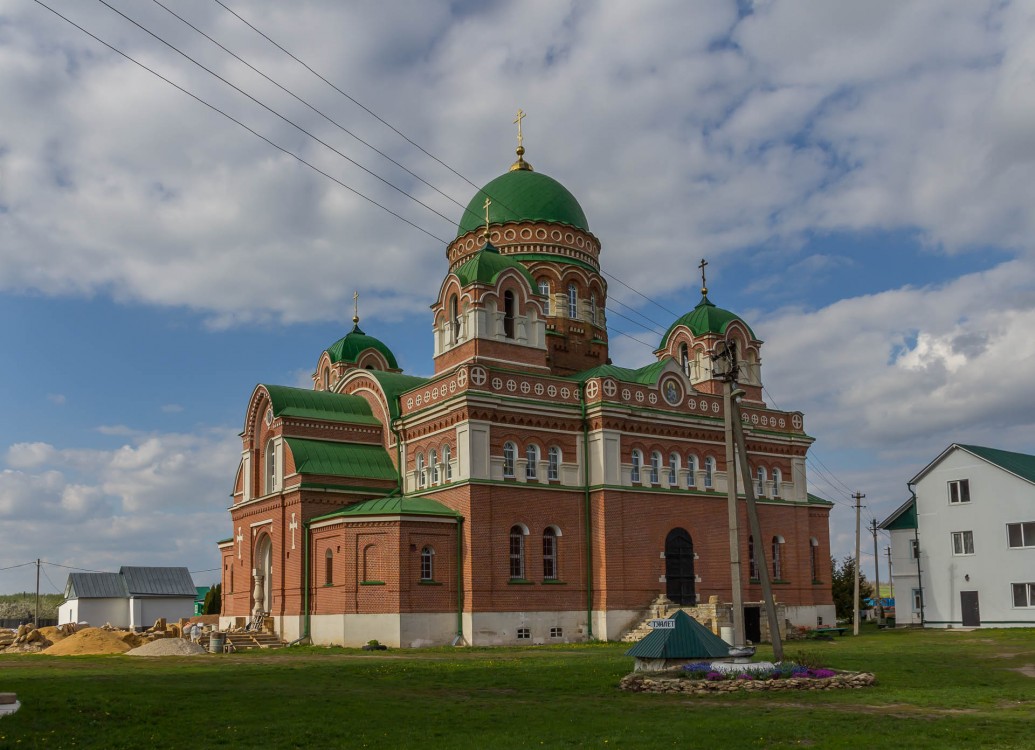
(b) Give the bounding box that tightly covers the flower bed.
[621,661,876,695]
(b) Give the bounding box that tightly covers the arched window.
[265,439,276,494]
[748,536,759,580]
[443,444,452,481]
[503,442,516,478]
[756,467,767,497]
[668,453,679,486]
[772,468,782,498]
[449,294,460,343]
[772,536,784,580]
[704,456,715,489]
[650,451,662,484]
[680,344,690,377]
[322,366,331,390]
[509,525,526,579]
[430,449,439,485]
[687,455,698,489]
[503,290,516,338]
[567,283,578,319]
[420,546,434,581]
[631,450,642,483]
[416,452,426,489]
[538,279,551,315]
[547,446,561,481]
[809,537,819,581]
[543,527,558,580]
[590,294,598,325]
[526,444,540,480]
[324,549,333,585]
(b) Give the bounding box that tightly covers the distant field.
[1,624,1033,749]
[0,593,60,621]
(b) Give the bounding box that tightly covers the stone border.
[620,671,876,695]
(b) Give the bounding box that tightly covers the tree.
[203,583,222,615]
[830,556,873,622]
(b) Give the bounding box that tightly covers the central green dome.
[456,169,589,237]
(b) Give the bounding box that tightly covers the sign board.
[648,619,675,629]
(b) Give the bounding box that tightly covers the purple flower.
[810,668,836,679]
[736,673,754,680]
[705,671,724,681]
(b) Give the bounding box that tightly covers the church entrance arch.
[252,532,273,617]
[665,528,697,605]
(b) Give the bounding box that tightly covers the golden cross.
[353,290,359,324]
[514,109,526,149]
[483,197,492,240]
[698,258,708,295]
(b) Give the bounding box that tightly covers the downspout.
[908,481,924,626]
[580,385,594,640]
[454,515,465,645]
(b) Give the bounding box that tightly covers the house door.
[744,606,761,643]
[960,591,980,627]
[665,528,697,605]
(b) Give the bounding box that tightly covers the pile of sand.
[38,626,67,644]
[42,627,131,656]
[127,638,208,657]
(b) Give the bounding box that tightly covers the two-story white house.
[880,444,1035,628]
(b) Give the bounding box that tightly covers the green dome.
[326,325,399,369]
[454,243,537,290]
[456,169,589,237]
[660,295,755,348]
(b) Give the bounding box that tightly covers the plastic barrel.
[209,632,225,653]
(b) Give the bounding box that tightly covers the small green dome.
[454,243,537,290]
[456,169,589,237]
[660,295,755,348]
[326,325,399,369]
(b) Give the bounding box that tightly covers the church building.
[218,128,834,647]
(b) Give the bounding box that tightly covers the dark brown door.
[961,591,980,627]
[665,528,696,605]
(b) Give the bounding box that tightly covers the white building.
[881,444,1035,628]
[58,567,197,630]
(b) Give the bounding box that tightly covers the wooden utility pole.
[870,519,882,625]
[35,558,41,629]
[723,380,745,647]
[852,492,865,635]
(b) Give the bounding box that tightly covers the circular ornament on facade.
[407,398,414,409]
[449,380,456,393]
[492,377,503,390]
[415,394,423,406]
[792,415,803,429]
[520,381,530,394]
[576,236,585,248]
[760,415,767,426]
[661,377,683,406]
[635,391,644,403]
[711,401,719,413]
[432,387,439,399]
[536,228,548,240]
[778,418,786,428]
[551,230,562,241]
[586,381,600,399]
[264,408,273,425]
[424,390,432,402]
[490,231,500,243]
[465,238,474,251]
[547,385,557,397]
[560,387,571,399]
[504,229,516,241]
[603,379,617,398]
[534,383,544,396]
[564,232,574,244]
[751,413,758,424]
[468,367,484,386]
[648,393,658,405]
[742,413,750,422]
[687,398,697,411]
[520,228,533,240]
[622,388,632,401]
[506,379,517,392]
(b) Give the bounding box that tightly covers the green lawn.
[1,625,1033,749]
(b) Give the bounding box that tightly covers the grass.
[1,624,1033,748]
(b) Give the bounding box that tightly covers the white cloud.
[160,404,184,413]
[46,394,66,406]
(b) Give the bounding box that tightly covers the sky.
[2,0,1034,597]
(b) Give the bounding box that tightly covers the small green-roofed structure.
[262,385,382,426]
[364,370,431,419]
[659,294,757,350]
[325,324,399,369]
[625,610,732,671]
[285,438,397,482]
[312,496,459,523]
[453,242,538,290]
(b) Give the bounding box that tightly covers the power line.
[0,562,37,572]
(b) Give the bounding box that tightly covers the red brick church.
[218,133,834,647]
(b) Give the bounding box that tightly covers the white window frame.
[567,284,578,319]
[948,479,971,504]
[687,455,697,488]
[1012,582,1035,608]
[912,588,923,613]
[416,452,426,489]
[756,467,766,497]
[443,444,452,481]
[429,448,439,485]
[547,446,561,481]
[668,453,679,486]
[503,442,516,479]
[772,536,784,579]
[1007,522,1035,549]
[517,626,531,640]
[650,451,662,485]
[772,468,781,498]
[538,279,551,315]
[509,525,526,579]
[704,457,715,489]
[420,546,435,581]
[630,450,642,483]
[542,527,558,580]
[526,444,540,480]
[264,438,277,494]
[951,530,975,556]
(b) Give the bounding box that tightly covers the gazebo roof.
[624,610,731,659]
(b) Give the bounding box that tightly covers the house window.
[748,535,758,580]
[517,627,531,640]
[704,457,715,489]
[951,530,975,556]
[509,525,526,579]
[449,295,460,343]
[772,536,784,579]
[668,453,679,486]
[630,450,642,483]
[324,549,333,585]
[948,479,970,504]
[910,538,920,559]
[503,290,516,339]
[772,469,782,498]
[322,366,330,390]
[430,449,439,485]
[416,452,426,489]
[550,626,563,638]
[568,284,578,319]
[590,294,598,325]
[547,446,561,481]
[1012,583,1035,608]
[650,451,662,484]
[912,588,923,613]
[756,467,767,497]
[687,455,697,488]
[1007,522,1035,548]
[503,442,516,478]
[526,444,540,480]
[420,546,434,581]
[264,439,276,494]
[809,537,819,581]
[543,527,558,580]
[443,444,452,481]
[538,279,551,315]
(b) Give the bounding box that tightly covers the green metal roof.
[364,370,431,420]
[571,360,669,386]
[311,495,460,522]
[660,295,756,349]
[807,493,835,507]
[879,497,917,531]
[454,243,537,290]
[959,444,1035,484]
[263,385,382,426]
[457,169,589,237]
[325,324,399,369]
[285,438,397,481]
[624,610,731,659]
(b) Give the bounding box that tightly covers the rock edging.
[620,671,877,695]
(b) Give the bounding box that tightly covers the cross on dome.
[510,108,533,172]
[698,258,708,296]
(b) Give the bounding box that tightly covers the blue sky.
[2,0,1034,595]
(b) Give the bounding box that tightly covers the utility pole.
[885,545,894,600]
[35,558,41,629]
[869,519,881,626]
[852,492,865,635]
[715,337,745,648]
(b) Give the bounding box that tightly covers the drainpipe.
[580,385,594,640]
[454,515,465,645]
[908,481,924,626]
